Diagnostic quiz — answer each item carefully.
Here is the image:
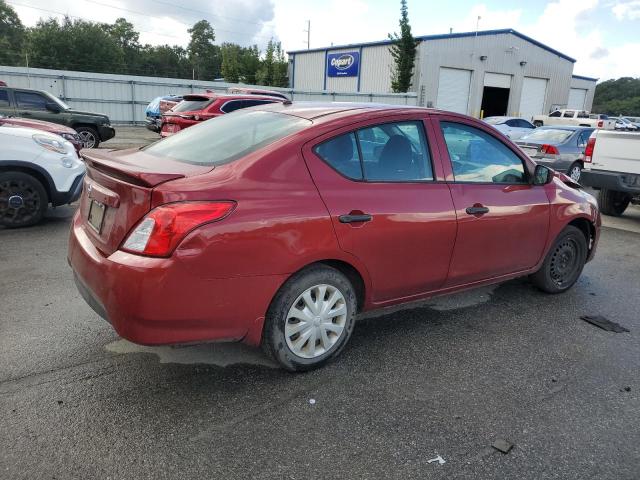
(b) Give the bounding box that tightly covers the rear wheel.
[533,121,543,127]
[0,172,48,228]
[76,126,100,148]
[262,265,357,372]
[567,162,582,182]
[598,188,630,216]
[530,225,587,293]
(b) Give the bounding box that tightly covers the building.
[288,29,598,120]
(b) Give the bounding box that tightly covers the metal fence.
[0,66,418,124]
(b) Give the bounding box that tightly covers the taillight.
[541,144,559,155]
[121,201,236,257]
[597,120,603,128]
[584,137,596,163]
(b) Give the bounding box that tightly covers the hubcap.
[549,239,579,287]
[78,131,97,148]
[285,284,347,359]
[569,166,581,182]
[0,179,42,225]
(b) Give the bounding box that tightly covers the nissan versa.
[68,103,601,371]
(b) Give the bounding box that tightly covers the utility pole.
[303,20,310,49]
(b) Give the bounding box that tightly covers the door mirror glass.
[533,164,553,185]
[45,102,61,113]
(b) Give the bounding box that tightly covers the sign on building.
[327,52,360,77]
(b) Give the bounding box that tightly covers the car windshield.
[172,98,214,112]
[520,128,573,143]
[483,117,506,125]
[143,110,311,166]
[45,92,70,110]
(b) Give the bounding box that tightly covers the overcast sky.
[8,0,640,81]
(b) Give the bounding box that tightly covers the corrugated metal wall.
[0,65,416,123]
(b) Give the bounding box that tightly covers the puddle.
[105,339,277,368]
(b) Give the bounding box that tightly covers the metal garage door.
[436,68,471,114]
[484,72,511,88]
[568,88,587,110]
[520,77,547,121]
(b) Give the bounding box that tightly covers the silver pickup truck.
[581,130,640,216]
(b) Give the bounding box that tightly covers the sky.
[7,0,640,81]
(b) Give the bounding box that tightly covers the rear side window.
[562,111,575,118]
[143,110,310,166]
[440,122,527,184]
[15,91,47,110]
[172,98,213,113]
[516,119,534,128]
[220,100,244,113]
[0,89,9,107]
[549,111,561,117]
[314,121,433,182]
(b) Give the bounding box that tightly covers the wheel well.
[72,123,97,133]
[0,166,51,202]
[568,218,594,249]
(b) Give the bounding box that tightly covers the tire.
[262,265,357,372]
[598,188,630,217]
[76,126,100,148]
[530,225,587,294]
[534,121,543,127]
[567,162,582,182]
[0,171,48,228]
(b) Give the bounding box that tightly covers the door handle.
[339,213,372,223]
[465,206,490,215]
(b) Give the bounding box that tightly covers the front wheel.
[76,126,100,148]
[598,188,630,216]
[262,265,357,372]
[534,121,543,127]
[530,225,587,294]
[567,162,582,182]
[0,172,48,228]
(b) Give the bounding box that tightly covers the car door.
[303,115,458,304]
[0,89,16,117]
[432,116,550,286]
[13,90,58,123]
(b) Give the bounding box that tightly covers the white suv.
[0,126,86,227]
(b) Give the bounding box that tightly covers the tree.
[257,38,288,87]
[221,43,241,83]
[0,0,26,66]
[187,20,220,80]
[388,0,418,93]
[106,18,141,72]
[239,45,261,84]
[593,77,640,116]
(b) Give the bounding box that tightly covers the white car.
[483,116,536,140]
[0,126,85,227]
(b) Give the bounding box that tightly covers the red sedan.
[69,103,601,371]
[160,92,283,137]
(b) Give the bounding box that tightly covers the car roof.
[254,101,434,120]
[182,92,284,102]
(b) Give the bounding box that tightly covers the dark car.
[516,126,594,182]
[69,102,600,371]
[0,86,115,148]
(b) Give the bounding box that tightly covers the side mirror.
[533,164,554,185]
[45,102,61,113]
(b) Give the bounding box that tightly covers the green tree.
[239,45,261,84]
[106,18,141,72]
[187,20,220,80]
[257,38,288,87]
[221,43,241,83]
[0,0,26,66]
[388,0,418,93]
[139,44,191,78]
[592,77,640,115]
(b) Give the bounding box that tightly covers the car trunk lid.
[80,148,213,255]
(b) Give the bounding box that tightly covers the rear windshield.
[143,110,311,166]
[172,98,213,112]
[520,128,573,143]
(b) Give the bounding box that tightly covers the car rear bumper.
[67,211,286,346]
[98,125,116,142]
[581,169,640,194]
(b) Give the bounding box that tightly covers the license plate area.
[88,199,106,233]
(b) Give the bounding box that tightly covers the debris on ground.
[308,399,316,405]
[621,386,631,392]
[427,455,446,465]
[580,315,630,333]
[492,439,514,454]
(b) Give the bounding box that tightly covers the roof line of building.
[572,74,599,82]
[287,28,576,63]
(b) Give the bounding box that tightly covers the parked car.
[227,87,289,100]
[160,93,284,137]
[581,129,640,216]
[533,110,615,130]
[610,116,639,131]
[516,126,594,182]
[0,86,115,148]
[483,116,536,140]
[0,126,85,227]
[623,116,640,129]
[69,103,600,371]
[145,95,183,133]
[0,115,83,152]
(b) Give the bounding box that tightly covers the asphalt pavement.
[1,204,639,480]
